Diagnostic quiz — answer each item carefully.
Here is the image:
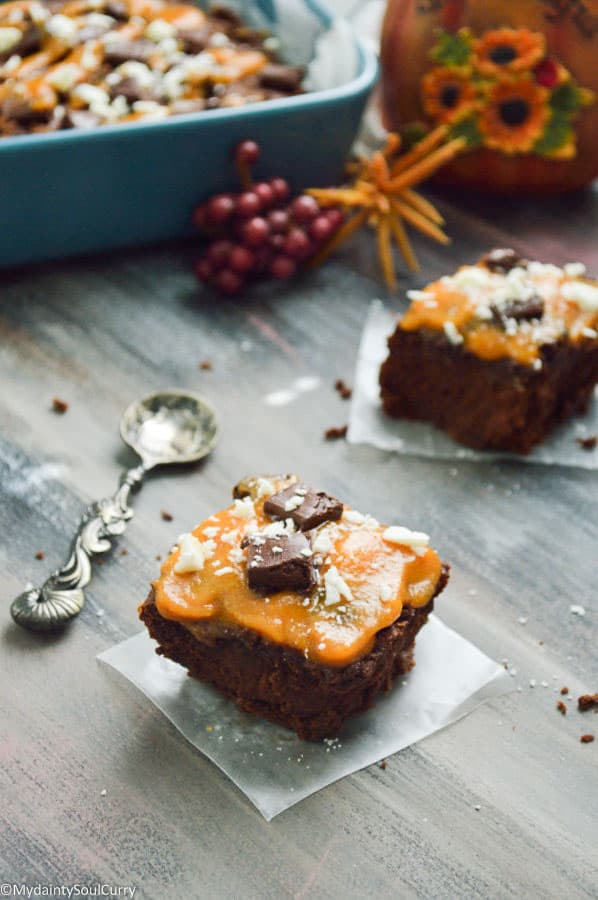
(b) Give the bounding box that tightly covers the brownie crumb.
[161,510,173,522]
[35,550,44,560]
[561,686,569,695]
[556,700,567,716]
[578,693,598,712]
[576,435,597,450]
[120,548,128,556]
[378,759,387,770]
[580,734,595,743]
[324,425,348,441]
[334,379,352,400]
[52,397,69,414]
[199,360,213,371]
[155,554,162,561]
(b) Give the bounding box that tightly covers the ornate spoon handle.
[10,464,146,632]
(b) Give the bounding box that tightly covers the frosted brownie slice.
[140,475,449,740]
[380,249,598,453]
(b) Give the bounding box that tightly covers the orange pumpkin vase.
[380,0,598,193]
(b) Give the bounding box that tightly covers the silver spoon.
[11,390,219,633]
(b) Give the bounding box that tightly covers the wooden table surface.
[1,186,597,899]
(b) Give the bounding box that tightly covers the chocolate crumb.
[578,693,598,712]
[52,397,69,414]
[561,686,569,695]
[155,554,162,561]
[120,548,128,556]
[556,701,567,715]
[576,435,597,450]
[35,550,44,560]
[324,425,348,441]
[580,734,595,743]
[199,360,213,371]
[161,510,173,522]
[97,558,105,566]
[378,759,387,770]
[334,379,352,400]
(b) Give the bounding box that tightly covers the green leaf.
[401,122,429,151]
[550,82,582,114]
[533,112,574,156]
[450,116,482,148]
[430,30,472,67]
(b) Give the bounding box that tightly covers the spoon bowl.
[120,390,219,468]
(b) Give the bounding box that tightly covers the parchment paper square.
[98,616,509,820]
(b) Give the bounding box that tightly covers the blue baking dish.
[0,0,377,268]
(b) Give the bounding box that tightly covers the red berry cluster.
[192,141,344,294]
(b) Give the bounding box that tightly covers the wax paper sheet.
[98,616,509,821]
[348,301,598,469]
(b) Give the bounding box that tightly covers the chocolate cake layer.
[380,329,598,454]
[140,564,449,741]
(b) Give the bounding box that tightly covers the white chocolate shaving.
[383,526,430,555]
[323,566,353,606]
[174,534,215,575]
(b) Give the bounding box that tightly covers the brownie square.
[380,329,598,454]
[140,565,448,741]
[379,252,598,454]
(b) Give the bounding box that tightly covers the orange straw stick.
[388,214,420,272]
[376,216,396,290]
[401,188,445,226]
[389,125,449,177]
[391,199,451,245]
[308,208,369,268]
[387,138,466,194]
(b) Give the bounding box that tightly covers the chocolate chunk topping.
[232,474,295,501]
[244,533,315,594]
[109,77,155,104]
[179,26,213,54]
[482,248,526,273]
[491,295,545,326]
[258,64,304,93]
[0,24,42,62]
[264,483,343,531]
[105,1,129,20]
[210,5,242,25]
[2,95,53,125]
[103,40,154,66]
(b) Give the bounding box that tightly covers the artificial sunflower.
[421,67,478,125]
[473,28,545,78]
[479,77,549,155]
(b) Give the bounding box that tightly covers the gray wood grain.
[1,187,597,899]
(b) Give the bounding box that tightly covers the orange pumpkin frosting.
[400,254,598,366]
[152,476,443,668]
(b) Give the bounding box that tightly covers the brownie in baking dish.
[139,474,449,741]
[380,249,598,454]
[0,1,304,137]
